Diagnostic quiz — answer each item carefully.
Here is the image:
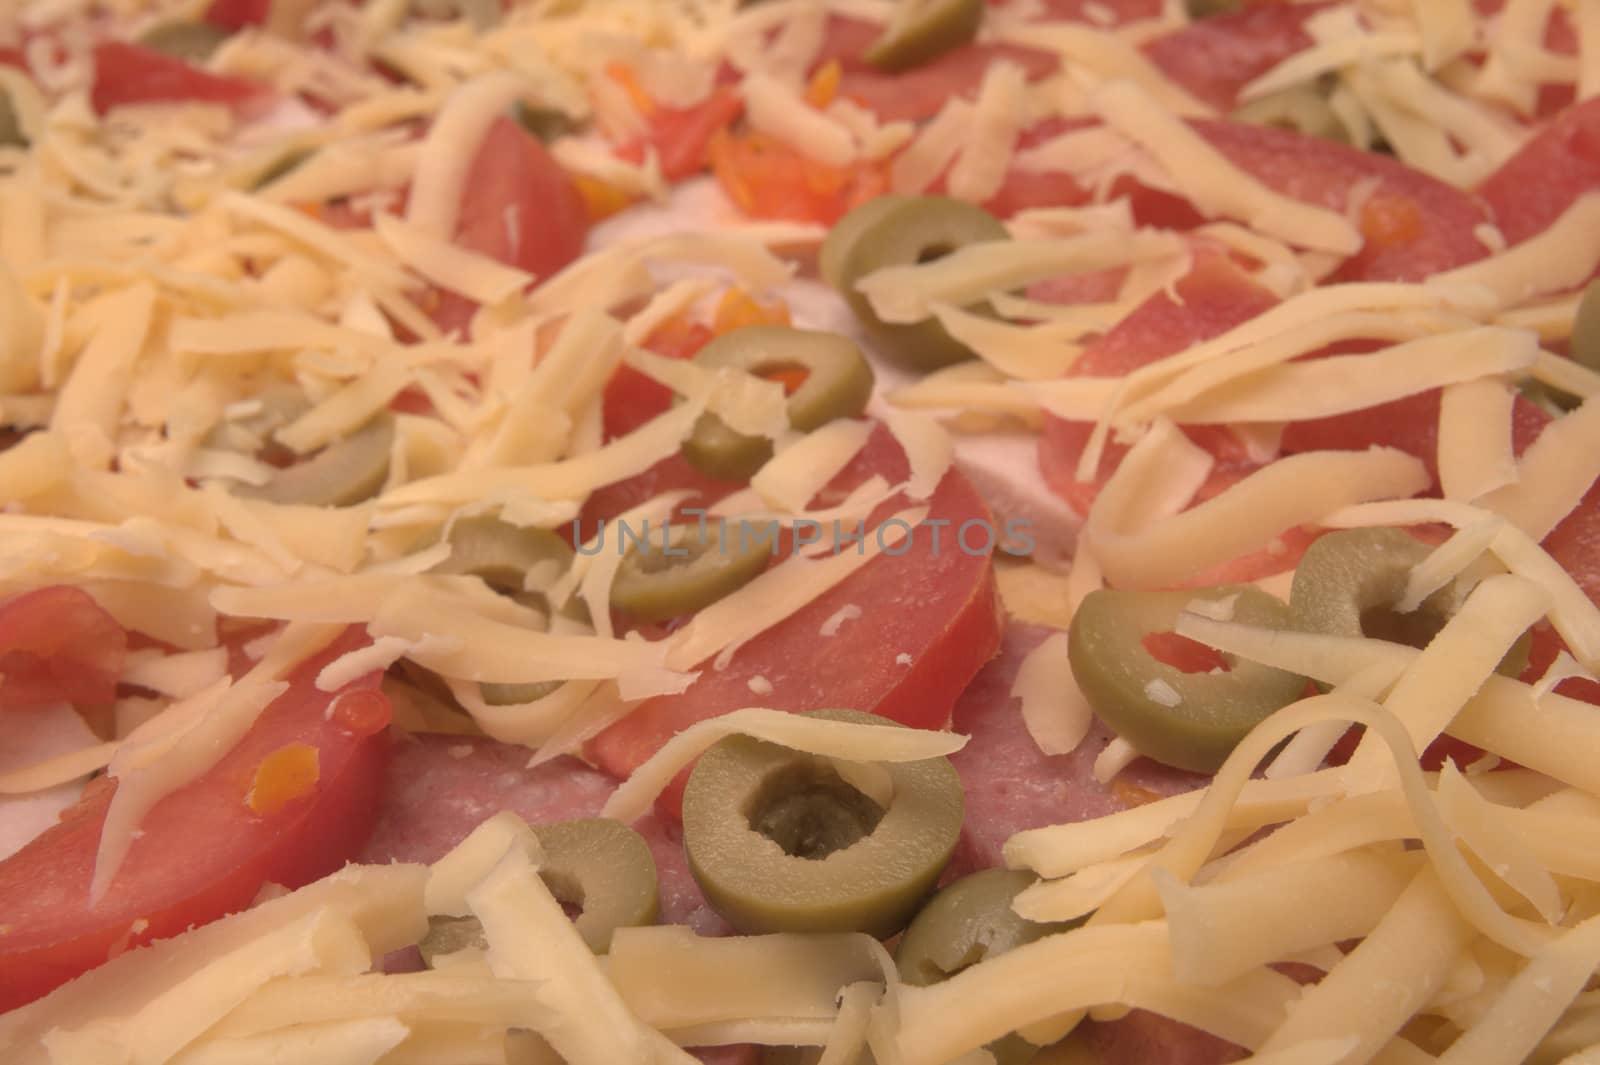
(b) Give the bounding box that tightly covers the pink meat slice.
[948,624,1212,873]
[948,623,1243,1065]
[358,733,724,931]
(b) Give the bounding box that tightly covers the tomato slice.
[0,586,127,712]
[89,41,267,116]
[618,86,745,182]
[1143,2,1331,111]
[1477,96,1600,247]
[0,627,392,1012]
[587,425,1003,818]
[429,114,589,335]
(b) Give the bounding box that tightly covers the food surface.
[1,0,1599,1063]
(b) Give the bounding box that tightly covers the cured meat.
[949,624,1239,1064]
[357,733,728,933]
[948,624,1210,874]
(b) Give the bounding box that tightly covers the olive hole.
[746,762,885,860]
[1141,631,1232,674]
[1359,605,1445,650]
[915,242,955,264]
[541,870,586,920]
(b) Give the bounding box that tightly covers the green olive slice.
[1068,585,1306,773]
[1572,279,1600,376]
[0,90,25,150]
[532,818,659,953]
[865,0,983,73]
[513,101,578,143]
[236,413,394,507]
[1288,528,1530,676]
[682,708,963,937]
[1229,85,1346,143]
[609,521,773,622]
[680,325,874,481]
[897,869,1083,1065]
[831,196,1009,371]
[418,914,488,966]
[428,516,575,595]
[479,679,563,706]
[1187,0,1242,15]
[138,20,231,61]
[251,145,315,191]
[819,193,909,289]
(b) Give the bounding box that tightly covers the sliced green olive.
[819,193,909,289]
[418,914,488,965]
[897,869,1081,1065]
[411,0,500,30]
[831,196,1009,372]
[0,90,25,150]
[682,708,963,937]
[865,0,983,73]
[609,521,772,622]
[513,101,578,143]
[1186,0,1242,15]
[428,516,575,595]
[251,145,315,191]
[418,819,655,957]
[1572,279,1600,376]
[533,818,659,953]
[1289,527,1529,676]
[138,20,231,62]
[1068,586,1306,773]
[478,679,563,706]
[680,325,875,481]
[236,413,394,507]
[1518,378,1576,416]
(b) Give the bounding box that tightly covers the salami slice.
[948,624,1209,874]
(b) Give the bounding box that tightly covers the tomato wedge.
[0,627,392,1012]
[89,41,267,116]
[430,115,588,335]
[618,86,745,183]
[203,0,269,30]
[588,425,1003,817]
[0,586,127,712]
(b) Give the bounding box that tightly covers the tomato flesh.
[203,0,269,30]
[619,86,745,182]
[1478,96,1600,247]
[430,115,589,335]
[588,425,1004,818]
[1143,2,1331,111]
[0,627,392,1012]
[0,586,127,711]
[89,41,266,116]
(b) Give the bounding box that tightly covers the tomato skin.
[430,114,588,335]
[203,0,269,30]
[1478,96,1600,247]
[619,86,744,182]
[587,425,1004,819]
[89,41,266,116]
[0,586,127,711]
[0,627,392,1012]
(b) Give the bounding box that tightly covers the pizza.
[0,0,1598,1062]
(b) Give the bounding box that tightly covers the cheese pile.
[1,0,1599,1062]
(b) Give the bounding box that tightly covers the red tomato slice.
[430,114,588,335]
[587,425,1004,818]
[0,586,127,711]
[89,41,267,116]
[1143,2,1331,111]
[1037,250,1279,517]
[0,46,27,71]
[602,319,716,443]
[203,0,268,30]
[0,627,392,1012]
[618,86,744,182]
[1477,96,1600,247]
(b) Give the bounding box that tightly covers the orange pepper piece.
[607,62,656,118]
[806,60,842,109]
[245,742,320,816]
[712,287,791,334]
